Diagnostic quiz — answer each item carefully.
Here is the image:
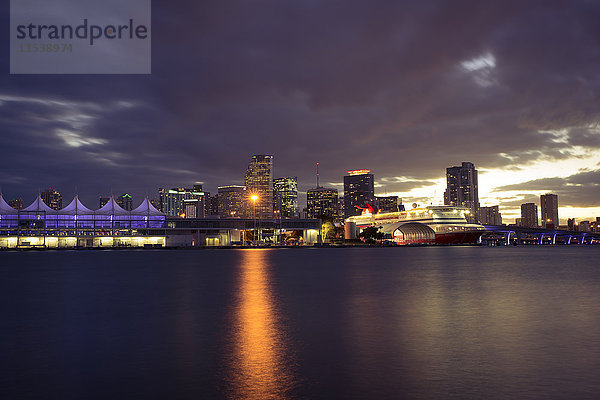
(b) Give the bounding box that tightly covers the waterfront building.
[479,205,502,225]
[376,196,399,213]
[540,193,559,229]
[579,221,591,232]
[159,186,205,217]
[116,193,133,211]
[307,187,339,219]
[245,155,273,219]
[444,162,479,223]
[520,203,538,228]
[41,188,62,211]
[344,170,375,218]
[8,198,24,210]
[273,177,298,218]
[568,218,577,231]
[0,192,323,249]
[591,218,600,233]
[218,185,247,218]
[0,194,165,249]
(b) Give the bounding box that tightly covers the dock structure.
[0,194,322,249]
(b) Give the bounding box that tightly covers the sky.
[1,0,600,224]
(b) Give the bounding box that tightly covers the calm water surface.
[1,247,600,399]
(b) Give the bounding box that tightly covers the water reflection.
[225,249,296,399]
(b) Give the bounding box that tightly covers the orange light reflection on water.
[226,249,295,400]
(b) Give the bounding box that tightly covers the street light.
[251,195,258,244]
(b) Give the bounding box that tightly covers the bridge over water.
[482,225,600,245]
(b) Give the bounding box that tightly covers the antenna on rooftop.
[316,162,320,188]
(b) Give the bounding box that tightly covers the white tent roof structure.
[96,197,130,215]
[22,196,56,214]
[60,195,95,215]
[0,194,18,214]
[131,197,163,216]
[0,195,164,217]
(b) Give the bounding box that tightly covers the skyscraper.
[204,193,219,217]
[159,186,205,217]
[218,185,247,218]
[307,187,339,219]
[245,155,273,219]
[376,196,399,213]
[116,193,133,211]
[479,205,502,225]
[343,170,375,218]
[520,203,538,228]
[444,162,479,223]
[273,177,298,218]
[540,193,559,229]
[41,188,62,210]
[183,198,205,218]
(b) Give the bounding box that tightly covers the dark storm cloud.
[2,0,600,207]
[494,169,600,207]
[377,177,438,193]
[494,195,540,209]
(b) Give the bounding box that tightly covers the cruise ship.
[346,205,486,244]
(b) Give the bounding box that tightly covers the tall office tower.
[201,192,213,216]
[376,196,399,213]
[244,155,273,219]
[218,185,247,218]
[337,197,345,223]
[479,205,502,225]
[444,162,480,223]
[183,198,205,218]
[520,203,538,228]
[116,193,133,211]
[343,169,375,218]
[540,193,559,229]
[8,198,24,210]
[41,188,63,210]
[273,177,298,218]
[204,193,219,216]
[159,186,205,217]
[307,187,339,219]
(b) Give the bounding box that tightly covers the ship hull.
[435,231,483,245]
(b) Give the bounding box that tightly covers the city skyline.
[0,157,587,227]
[2,2,600,223]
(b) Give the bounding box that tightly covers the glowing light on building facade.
[273,177,298,219]
[245,155,273,219]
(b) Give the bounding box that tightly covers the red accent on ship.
[435,231,483,245]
